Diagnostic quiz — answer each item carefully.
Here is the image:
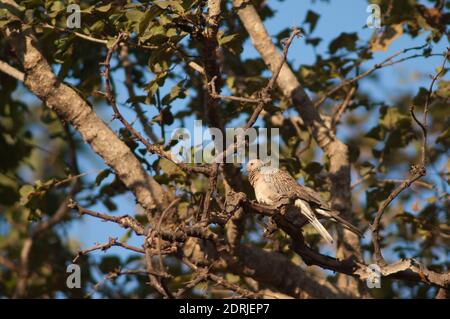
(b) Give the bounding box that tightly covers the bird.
[246,159,362,244]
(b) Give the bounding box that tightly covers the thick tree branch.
[1,19,167,212]
[1,0,173,215]
[232,192,450,290]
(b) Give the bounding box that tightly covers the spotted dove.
[247,159,362,243]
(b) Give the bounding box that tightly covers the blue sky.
[16,0,447,289]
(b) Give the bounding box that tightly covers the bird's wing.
[261,168,327,207]
[294,184,332,209]
[261,167,298,193]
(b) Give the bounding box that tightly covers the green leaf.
[126,95,147,105]
[303,10,320,33]
[436,127,450,145]
[436,80,450,99]
[305,37,322,47]
[412,87,428,106]
[365,125,385,141]
[106,38,117,49]
[0,19,14,28]
[380,108,409,130]
[348,143,360,163]
[329,32,358,54]
[99,255,121,273]
[125,9,144,32]
[304,162,322,175]
[120,230,133,243]
[28,208,42,221]
[95,3,111,13]
[103,198,117,211]
[95,169,111,186]
[154,1,184,13]
[218,33,239,46]
[162,81,186,105]
[146,80,160,97]
[138,8,156,35]
[426,196,437,203]
[161,106,174,125]
[140,25,166,44]
[158,158,185,177]
[87,20,105,34]
[370,24,403,52]
[19,184,34,205]
[47,1,65,18]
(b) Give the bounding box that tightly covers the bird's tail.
[316,208,364,237]
[295,199,333,244]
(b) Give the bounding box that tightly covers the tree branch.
[371,48,449,266]
[0,59,24,81]
[314,44,439,108]
[232,191,450,290]
[1,8,167,212]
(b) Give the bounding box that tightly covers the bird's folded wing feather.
[261,168,328,208]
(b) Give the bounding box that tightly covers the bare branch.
[0,59,24,81]
[156,198,181,270]
[73,237,149,263]
[86,268,172,298]
[331,85,356,130]
[211,28,301,164]
[69,199,145,235]
[183,258,262,298]
[119,45,160,143]
[0,255,16,271]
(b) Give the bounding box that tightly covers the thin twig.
[182,258,261,298]
[0,256,16,271]
[69,199,145,235]
[86,268,171,298]
[314,45,443,108]
[331,85,356,130]
[174,273,209,298]
[73,237,148,263]
[0,59,24,81]
[119,45,159,143]
[156,198,181,271]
